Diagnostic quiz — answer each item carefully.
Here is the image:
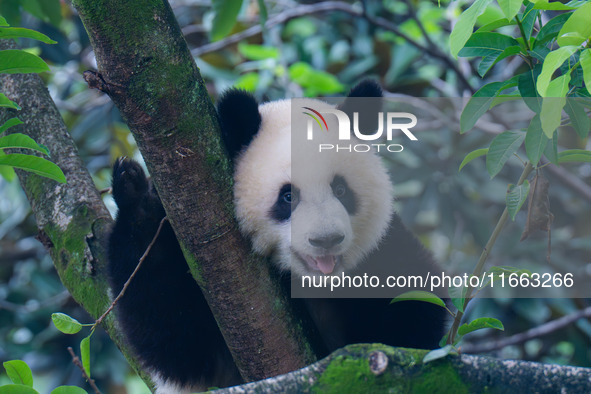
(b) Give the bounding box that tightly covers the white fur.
[234,99,393,277]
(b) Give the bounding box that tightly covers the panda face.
[230,97,393,277]
[287,172,356,276]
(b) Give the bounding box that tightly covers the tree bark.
[0,40,152,386]
[216,344,591,393]
[70,0,315,382]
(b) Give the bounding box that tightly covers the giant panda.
[107,80,446,393]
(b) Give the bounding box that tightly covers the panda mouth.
[300,254,341,275]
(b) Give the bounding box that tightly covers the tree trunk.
[70,0,315,382]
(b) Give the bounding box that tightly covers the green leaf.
[498,0,522,21]
[390,291,446,308]
[531,0,576,10]
[525,114,548,166]
[0,117,23,134]
[486,131,525,178]
[0,49,50,74]
[506,181,530,220]
[50,387,88,394]
[448,285,469,313]
[459,148,488,171]
[0,134,50,155]
[458,317,504,336]
[0,16,8,26]
[529,46,550,62]
[536,45,578,96]
[0,154,65,183]
[478,45,521,77]
[564,99,590,139]
[0,27,56,44]
[234,72,259,91]
[288,62,344,95]
[423,345,455,363]
[0,164,16,181]
[211,0,243,41]
[3,360,33,387]
[237,43,278,60]
[558,149,591,163]
[449,0,493,58]
[557,1,591,47]
[518,66,542,113]
[535,13,572,47]
[546,67,573,97]
[458,32,519,57]
[0,92,20,110]
[460,82,504,133]
[521,3,539,41]
[476,18,516,32]
[580,49,591,92]
[80,336,91,379]
[51,313,82,334]
[540,98,568,139]
[0,384,39,394]
[544,130,558,164]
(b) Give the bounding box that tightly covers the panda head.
[218,81,393,277]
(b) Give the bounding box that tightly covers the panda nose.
[309,233,345,249]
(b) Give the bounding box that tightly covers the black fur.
[338,79,383,136]
[270,184,298,222]
[346,79,383,99]
[331,175,357,215]
[217,89,262,160]
[108,158,240,388]
[107,81,445,389]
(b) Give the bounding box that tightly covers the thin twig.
[448,163,534,344]
[67,347,101,394]
[462,306,591,354]
[191,1,474,93]
[91,216,168,331]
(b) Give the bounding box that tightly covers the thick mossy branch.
[0,40,151,386]
[71,0,315,381]
[217,344,591,393]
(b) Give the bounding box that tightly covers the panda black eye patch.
[270,183,299,222]
[331,175,357,215]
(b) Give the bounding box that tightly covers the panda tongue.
[313,255,336,274]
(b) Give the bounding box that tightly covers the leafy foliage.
[1,359,88,394]
[0,20,65,183]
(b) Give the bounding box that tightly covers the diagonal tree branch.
[71,0,315,383]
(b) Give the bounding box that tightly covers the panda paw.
[111,157,150,208]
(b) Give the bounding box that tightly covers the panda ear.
[217,89,262,160]
[338,80,383,134]
[346,79,383,99]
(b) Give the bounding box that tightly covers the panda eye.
[271,184,298,222]
[334,183,346,198]
[283,191,292,203]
